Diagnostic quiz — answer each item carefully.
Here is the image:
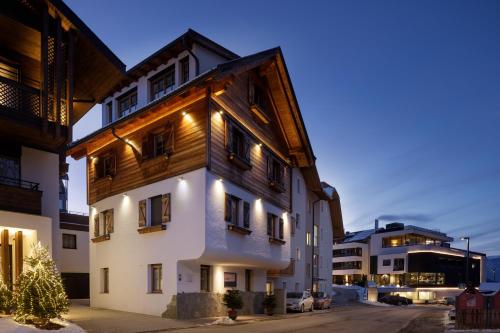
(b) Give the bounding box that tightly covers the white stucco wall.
[193,44,228,73]
[332,242,370,277]
[20,146,60,262]
[89,168,206,315]
[59,229,89,273]
[202,171,290,269]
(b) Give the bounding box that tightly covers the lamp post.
[461,236,470,287]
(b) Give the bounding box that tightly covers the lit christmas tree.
[13,242,69,327]
[0,274,12,313]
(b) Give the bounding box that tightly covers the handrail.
[0,176,40,191]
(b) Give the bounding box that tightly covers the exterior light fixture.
[122,193,128,198]
[218,178,223,182]
[218,110,224,115]
[258,143,263,147]
[178,176,184,182]
[182,111,187,116]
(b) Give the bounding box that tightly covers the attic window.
[150,65,175,101]
[118,88,137,118]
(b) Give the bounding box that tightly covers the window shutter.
[267,213,273,236]
[243,201,250,229]
[105,210,114,234]
[95,159,103,179]
[110,153,116,177]
[164,124,175,155]
[279,218,284,239]
[226,122,233,153]
[244,136,251,162]
[161,193,171,223]
[224,193,232,222]
[138,199,146,227]
[141,135,151,161]
[266,154,273,181]
[94,214,99,237]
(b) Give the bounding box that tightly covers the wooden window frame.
[106,102,113,124]
[141,123,175,162]
[267,153,286,193]
[117,88,138,118]
[149,64,176,101]
[101,268,109,294]
[180,56,190,84]
[267,213,285,245]
[150,264,162,293]
[138,193,170,233]
[225,119,252,171]
[94,151,116,181]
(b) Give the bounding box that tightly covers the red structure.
[456,287,486,329]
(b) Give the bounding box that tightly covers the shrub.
[263,294,277,310]
[222,289,243,310]
[0,275,12,313]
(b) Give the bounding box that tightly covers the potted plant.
[223,289,243,320]
[263,294,276,316]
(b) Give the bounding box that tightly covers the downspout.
[311,198,321,291]
[111,128,142,162]
[183,36,200,76]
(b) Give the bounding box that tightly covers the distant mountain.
[486,256,500,282]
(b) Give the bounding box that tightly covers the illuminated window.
[306,232,311,246]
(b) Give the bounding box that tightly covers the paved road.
[169,305,446,333]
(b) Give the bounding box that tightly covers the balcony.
[267,259,295,277]
[0,176,42,215]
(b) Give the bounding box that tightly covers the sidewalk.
[66,300,331,333]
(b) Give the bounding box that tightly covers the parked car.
[437,296,455,306]
[379,295,413,306]
[312,291,332,309]
[286,291,314,312]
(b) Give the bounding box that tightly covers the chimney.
[375,219,379,230]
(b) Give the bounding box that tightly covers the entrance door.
[200,265,211,292]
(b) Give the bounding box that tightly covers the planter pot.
[265,307,274,316]
[228,309,238,320]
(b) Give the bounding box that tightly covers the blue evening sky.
[65,0,500,255]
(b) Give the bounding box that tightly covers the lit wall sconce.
[217,178,223,182]
[178,176,185,182]
[182,111,187,116]
[218,110,224,115]
[258,143,263,147]
[122,193,128,198]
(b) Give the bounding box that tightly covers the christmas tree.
[13,242,69,327]
[0,274,12,313]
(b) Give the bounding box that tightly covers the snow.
[206,317,236,325]
[0,317,85,333]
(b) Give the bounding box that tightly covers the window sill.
[148,291,163,294]
[138,224,167,234]
[268,180,285,193]
[227,153,252,171]
[227,224,252,235]
[91,234,110,243]
[93,175,114,183]
[269,237,286,245]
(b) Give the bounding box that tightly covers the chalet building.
[0,0,124,292]
[333,221,486,303]
[68,29,344,317]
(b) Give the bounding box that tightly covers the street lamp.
[461,236,470,287]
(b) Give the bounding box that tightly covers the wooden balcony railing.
[0,76,67,126]
[0,176,42,215]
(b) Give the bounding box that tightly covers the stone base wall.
[164,291,266,319]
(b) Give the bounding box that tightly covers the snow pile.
[359,300,392,307]
[0,317,85,332]
[208,317,236,325]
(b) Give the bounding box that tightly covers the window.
[267,155,285,192]
[226,121,251,168]
[296,213,300,230]
[94,209,114,238]
[290,216,296,236]
[94,153,116,180]
[308,200,312,213]
[142,124,175,161]
[118,89,137,118]
[382,259,391,266]
[382,233,443,248]
[306,263,311,278]
[243,201,250,229]
[200,265,211,292]
[393,258,405,271]
[332,261,362,270]
[313,224,319,247]
[150,65,175,101]
[101,268,109,293]
[297,178,301,194]
[296,247,301,261]
[62,234,76,249]
[180,57,189,84]
[150,195,162,226]
[106,102,113,124]
[0,61,19,81]
[0,154,20,180]
[245,269,252,292]
[333,248,363,257]
[306,232,311,246]
[224,193,240,225]
[150,264,162,293]
[267,213,278,238]
[224,272,237,288]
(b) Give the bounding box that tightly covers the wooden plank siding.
[210,72,291,211]
[88,100,207,204]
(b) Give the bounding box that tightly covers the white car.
[286,291,314,312]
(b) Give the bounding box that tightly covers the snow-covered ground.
[0,317,85,333]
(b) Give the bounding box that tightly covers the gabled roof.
[107,29,239,99]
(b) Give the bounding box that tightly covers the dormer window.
[180,57,189,84]
[118,89,137,118]
[150,65,175,101]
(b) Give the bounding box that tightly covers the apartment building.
[68,30,343,317]
[333,221,486,302]
[0,0,123,293]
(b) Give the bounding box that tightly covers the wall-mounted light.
[258,143,263,147]
[218,110,224,115]
[122,193,128,198]
[178,176,185,182]
[217,178,223,182]
[182,111,187,116]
